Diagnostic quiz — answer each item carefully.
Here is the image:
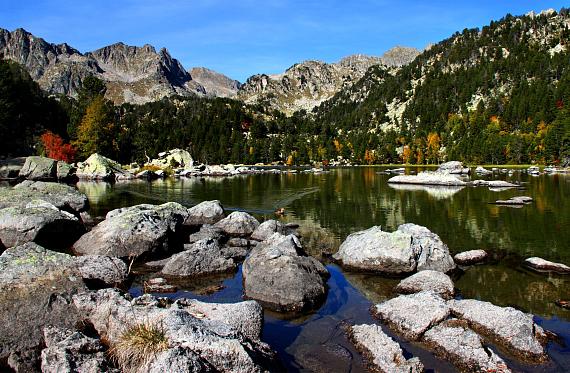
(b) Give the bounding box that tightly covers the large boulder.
[18,156,57,180]
[349,324,424,373]
[149,149,194,169]
[160,239,236,277]
[56,161,76,181]
[453,250,488,265]
[73,289,278,372]
[214,211,259,237]
[422,319,510,373]
[395,270,455,299]
[449,299,548,362]
[250,219,286,241]
[188,224,226,244]
[0,181,89,213]
[73,202,189,259]
[0,201,85,249]
[0,243,86,371]
[185,200,225,226]
[242,233,329,312]
[372,291,450,341]
[333,224,455,274]
[40,327,117,373]
[76,153,127,181]
[398,224,456,272]
[74,255,128,287]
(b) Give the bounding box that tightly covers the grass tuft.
[109,320,169,372]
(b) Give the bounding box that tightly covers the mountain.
[0,28,208,104]
[189,67,241,97]
[311,8,570,164]
[237,46,420,115]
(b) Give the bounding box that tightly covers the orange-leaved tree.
[40,131,76,163]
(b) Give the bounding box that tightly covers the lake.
[77,167,570,372]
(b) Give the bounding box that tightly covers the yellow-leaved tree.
[73,95,117,159]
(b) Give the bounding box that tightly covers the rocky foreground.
[0,171,566,372]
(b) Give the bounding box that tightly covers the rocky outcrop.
[40,327,117,373]
[524,257,570,274]
[0,200,85,249]
[0,180,89,213]
[348,324,424,373]
[422,319,511,373]
[73,202,188,259]
[333,224,455,274]
[242,233,329,312]
[73,289,279,372]
[148,149,194,169]
[0,243,86,370]
[453,250,488,265]
[449,299,548,362]
[190,67,241,97]
[238,47,419,115]
[388,171,467,186]
[372,291,450,340]
[214,211,259,237]
[160,239,236,277]
[76,153,130,181]
[395,270,455,299]
[185,200,225,226]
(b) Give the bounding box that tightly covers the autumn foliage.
[40,131,76,163]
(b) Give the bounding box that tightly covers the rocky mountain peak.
[189,67,241,97]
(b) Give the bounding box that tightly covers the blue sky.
[1,1,568,82]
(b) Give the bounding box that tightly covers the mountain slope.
[311,8,570,164]
[190,67,241,97]
[237,47,420,115]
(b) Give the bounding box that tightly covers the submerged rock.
[242,233,329,313]
[160,239,236,277]
[214,211,259,237]
[395,270,455,299]
[349,324,424,373]
[73,202,188,259]
[185,200,225,226]
[0,180,89,213]
[372,291,450,340]
[0,201,85,249]
[453,250,488,265]
[524,257,570,274]
[145,277,177,293]
[333,224,455,274]
[422,319,511,373]
[449,299,548,362]
[40,327,117,373]
[73,289,278,372]
[18,156,57,180]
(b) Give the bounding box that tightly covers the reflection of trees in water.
[456,264,570,318]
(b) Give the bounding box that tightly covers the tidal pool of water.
[78,167,570,372]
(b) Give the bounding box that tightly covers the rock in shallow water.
[333,224,455,274]
[395,270,455,299]
[449,298,548,362]
[349,324,424,373]
[214,211,259,237]
[372,291,450,341]
[242,233,329,313]
[160,239,236,277]
[73,202,189,259]
[524,257,570,274]
[422,319,511,373]
[0,180,89,213]
[388,171,467,186]
[185,200,225,226]
[453,249,488,265]
[250,219,286,241]
[18,156,58,181]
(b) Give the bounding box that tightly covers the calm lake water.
[77,167,570,372]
